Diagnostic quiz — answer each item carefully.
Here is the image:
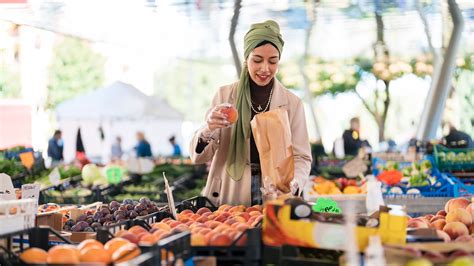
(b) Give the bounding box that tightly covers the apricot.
[429,215,445,223]
[196,216,209,223]
[190,214,201,221]
[128,225,147,235]
[234,216,247,223]
[220,105,238,124]
[121,232,139,244]
[114,229,129,238]
[112,243,141,263]
[205,221,222,229]
[180,209,194,215]
[224,218,238,226]
[445,198,470,213]
[446,208,472,226]
[229,206,246,213]
[407,218,428,229]
[436,210,447,217]
[246,206,260,213]
[443,221,469,240]
[235,223,249,232]
[20,248,48,264]
[234,232,248,246]
[436,230,451,242]
[169,221,182,228]
[79,246,111,263]
[233,212,250,221]
[248,211,262,217]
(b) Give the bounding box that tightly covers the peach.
[196,207,212,215]
[430,219,446,231]
[199,228,211,236]
[436,210,447,217]
[220,105,238,124]
[136,232,151,240]
[185,221,194,227]
[191,233,207,246]
[128,225,147,235]
[152,222,171,232]
[120,232,139,244]
[233,212,250,221]
[407,218,429,229]
[443,221,469,240]
[207,214,217,220]
[112,243,141,263]
[156,232,171,241]
[246,206,260,213]
[114,230,128,238]
[190,214,201,221]
[250,215,263,227]
[224,218,238,226]
[213,224,230,232]
[430,215,445,223]
[169,221,182,228]
[179,218,192,224]
[139,234,159,245]
[201,212,212,218]
[209,233,232,246]
[466,203,474,218]
[180,209,194,215]
[424,214,434,221]
[248,211,261,217]
[229,206,246,213]
[205,221,222,229]
[445,198,470,213]
[446,208,472,226]
[196,216,209,223]
[234,232,248,246]
[436,230,451,242]
[251,205,262,211]
[454,235,474,243]
[213,214,227,223]
[233,216,247,223]
[235,223,249,232]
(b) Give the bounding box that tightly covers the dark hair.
[54,130,62,136]
[255,40,280,57]
[169,136,175,142]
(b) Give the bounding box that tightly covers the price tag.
[19,151,35,169]
[342,157,368,178]
[163,172,177,219]
[312,198,342,214]
[49,167,61,186]
[106,166,123,184]
[0,173,16,200]
[21,183,40,206]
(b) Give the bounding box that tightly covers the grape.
[93,212,102,221]
[84,227,94,232]
[100,208,110,215]
[125,204,134,211]
[77,221,89,229]
[104,214,113,221]
[114,210,126,217]
[119,206,127,211]
[139,210,148,216]
[115,214,126,221]
[99,217,108,224]
[139,197,149,205]
[129,211,138,219]
[91,222,101,229]
[63,225,71,231]
[110,201,120,207]
[86,217,94,225]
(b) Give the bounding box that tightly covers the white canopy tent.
[55,81,184,163]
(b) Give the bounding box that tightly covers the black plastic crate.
[263,245,343,266]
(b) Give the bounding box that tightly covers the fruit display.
[309,176,366,195]
[407,197,474,242]
[63,198,159,232]
[19,238,140,264]
[377,159,434,187]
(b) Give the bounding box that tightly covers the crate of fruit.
[0,199,36,235]
[434,144,474,172]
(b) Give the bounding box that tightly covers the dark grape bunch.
[63,197,159,232]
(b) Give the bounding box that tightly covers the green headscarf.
[226,20,285,181]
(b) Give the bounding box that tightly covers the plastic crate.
[434,144,474,172]
[263,245,343,266]
[443,173,474,197]
[372,157,415,176]
[0,199,36,235]
[382,168,457,198]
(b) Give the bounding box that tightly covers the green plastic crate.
[434,145,474,171]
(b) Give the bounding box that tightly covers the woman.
[190,20,312,206]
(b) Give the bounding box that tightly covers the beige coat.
[189,80,312,206]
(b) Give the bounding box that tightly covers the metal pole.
[416,0,464,141]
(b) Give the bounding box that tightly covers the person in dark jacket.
[342,117,363,156]
[47,130,63,167]
[135,131,152,158]
[443,124,472,148]
[169,136,182,157]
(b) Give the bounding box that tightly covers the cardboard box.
[69,232,96,243]
[263,200,407,251]
[36,212,63,231]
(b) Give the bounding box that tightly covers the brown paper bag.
[250,109,294,193]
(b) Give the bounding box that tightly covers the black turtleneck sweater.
[250,78,274,164]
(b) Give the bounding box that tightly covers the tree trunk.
[300,0,322,141]
[229,0,242,77]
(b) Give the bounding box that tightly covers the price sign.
[106,167,123,184]
[0,173,16,200]
[163,172,177,219]
[21,183,40,207]
[312,197,342,214]
[19,152,35,169]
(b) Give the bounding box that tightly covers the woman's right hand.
[206,106,231,131]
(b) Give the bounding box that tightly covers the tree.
[47,37,105,109]
[229,0,242,77]
[0,67,20,98]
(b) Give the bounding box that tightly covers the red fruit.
[220,105,238,124]
[196,207,212,215]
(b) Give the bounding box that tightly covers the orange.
[46,245,80,264]
[79,246,111,263]
[20,248,48,264]
[104,238,130,257]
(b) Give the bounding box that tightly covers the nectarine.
[443,221,469,240]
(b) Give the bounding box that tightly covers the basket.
[434,145,474,172]
[0,199,36,235]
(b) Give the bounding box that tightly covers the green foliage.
[0,65,21,98]
[47,38,105,108]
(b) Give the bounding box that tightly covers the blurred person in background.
[47,130,63,167]
[443,123,472,148]
[342,117,363,156]
[135,131,152,158]
[111,136,123,161]
[189,20,311,206]
[169,135,182,157]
